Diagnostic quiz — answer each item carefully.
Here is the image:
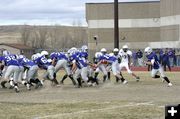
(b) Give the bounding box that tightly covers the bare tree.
[20,25,31,45]
[37,27,48,49]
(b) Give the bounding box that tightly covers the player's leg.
[1,66,14,88]
[54,60,64,84]
[81,67,89,86]
[28,66,42,89]
[49,66,59,85]
[64,62,76,85]
[125,63,140,81]
[99,64,107,82]
[27,65,41,90]
[19,66,26,86]
[113,61,127,84]
[0,64,4,77]
[118,63,127,83]
[60,74,68,84]
[159,67,172,86]
[13,66,20,93]
[106,65,111,80]
[94,68,99,82]
[54,60,63,73]
[73,69,81,88]
[167,61,171,71]
[151,69,159,78]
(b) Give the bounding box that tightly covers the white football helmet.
[113,48,119,52]
[122,45,128,49]
[41,51,49,56]
[31,53,41,60]
[122,45,129,52]
[144,47,152,55]
[70,47,77,51]
[109,53,114,57]
[18,55,25,59]
[81,45,88,51]
[100,48,107,52]
[95,52,102,58]
[2,50,10,56]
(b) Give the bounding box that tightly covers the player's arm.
[51,58,56,66]
[128,55,133,66]
[96,60,103,67]
[71,60,77,74]
[144,59,154,66]
[87,61,97,69]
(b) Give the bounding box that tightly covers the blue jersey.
[69,52,80,62]
[162,53,169,63]
[36,56,51,70]
[106,55,117,63]
[77,56,88,68]
[0,56,4,63]
[56,52,68,61]
[70,53,87,69]
[98,54,109,61]
[0,55,19,66]
[22,58,37,68]
[50,52,58,60]
[80,52,88,59]
[147,52,160,69]
[17,55,26,66]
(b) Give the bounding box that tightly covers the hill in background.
[0,25,88,51]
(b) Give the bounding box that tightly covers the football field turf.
[0,71,180,119]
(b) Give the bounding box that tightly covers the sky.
[0,0,159,26]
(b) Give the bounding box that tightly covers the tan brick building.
[86,0,180,57]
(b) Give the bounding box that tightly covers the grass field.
[0,71,180,119]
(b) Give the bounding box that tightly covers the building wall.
[86,2,160,58]
[86,1,180,58]
[160,0,180,44]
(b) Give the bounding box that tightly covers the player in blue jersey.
[94,48,110,82]
[37,51,59,86]
[80,45,97,86]
[52,52,77,86]
[18,55,42,90]
[95,51,127,84]
[0,52,20,92]
[70,47,95,87]
[69,48,83,87]
[144,47,172,87]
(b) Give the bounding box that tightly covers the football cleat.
[168,83,172,87]
[1,81,7,89]
[14,86,20,93]
[123,80,128,84]
[26,83,31,90]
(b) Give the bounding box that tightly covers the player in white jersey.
[119,45,140,82]
[113,48,127,83]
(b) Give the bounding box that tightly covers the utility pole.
[114,0,119,48]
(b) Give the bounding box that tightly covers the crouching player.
[0,52,20,93]
[37,51,59,86]
[95,52,127,84]
[144,47,172,87]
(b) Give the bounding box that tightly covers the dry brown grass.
[0,71,179,119]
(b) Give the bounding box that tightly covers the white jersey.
[119,49,132,63]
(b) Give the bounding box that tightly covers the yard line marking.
[35,102,156,119]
